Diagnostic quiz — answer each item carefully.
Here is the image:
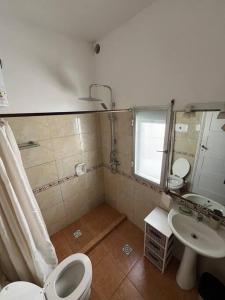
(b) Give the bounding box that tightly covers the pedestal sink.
[168,208,225,290]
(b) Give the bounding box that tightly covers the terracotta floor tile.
[87,241,108,267]
[93,253,126,300]
[90,288,101,300]
[115,220,144,255]
[128,257,198,300]
[63,219,95,252]
[111,278,144,300]
[82,203,122,235]
[51,231,73,262]
[102,222,143,275]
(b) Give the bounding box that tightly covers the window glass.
[134,109,169,187]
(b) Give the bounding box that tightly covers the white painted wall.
[0,18,96,114]
[95,0,225,110]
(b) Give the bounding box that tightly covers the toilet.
[168,158,190,191]
[0,253,92,300]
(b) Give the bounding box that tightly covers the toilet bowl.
[0,253,92,300]
[168,158,190,191]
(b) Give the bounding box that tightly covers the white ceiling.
[0,0,154,41]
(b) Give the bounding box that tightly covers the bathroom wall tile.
[83,150,102,168]
[117,152,132,176]
[100,130,111,150]
[116,175,135,222]
[21,140,54,169]
[56,154,82,179]
[116,111,133,137]
[99,113,110,134]
[104,169,118,209]
[84,169,103,191]
[52,135,81,159]
[133,183,161,230]
[80,132,101,152]
[116,134,132,156]
[77,113,97,134]
[42,202,66,234]
[102,146,110,165]
[47,217,67,236]
[60,176,85,202]
[63,191,90,225]
[35,185,62,210]
[7,116,50,143]
[26,161,58,189]
[48,115,79,138]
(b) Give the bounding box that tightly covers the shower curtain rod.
[0,108,130,118]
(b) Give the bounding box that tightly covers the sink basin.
[168,209,225,258]
[183,193,225,216]
[168,209,225,290]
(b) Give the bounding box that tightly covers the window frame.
[132,105,172,190]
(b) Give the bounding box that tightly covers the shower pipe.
[78,83,119,173]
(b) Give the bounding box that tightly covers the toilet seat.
[44,253,92,300]
[0,253,92,300]
[168,158,190,190]
[0,282,45,300]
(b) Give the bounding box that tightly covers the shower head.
[78,83,115,110]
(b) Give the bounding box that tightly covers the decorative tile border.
[33,164,103,194]
[103,164,162,194]
[173,150,195,158]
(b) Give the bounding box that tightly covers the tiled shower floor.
[51,203,198,300]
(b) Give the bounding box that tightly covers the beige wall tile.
[80,132,101,152]
[26,161,58,189]
[35,186,62,210]
[52,135,81,159]
[48,115,79,138]
[83,150,102,168]
[133,183,161,230]
[21,140,54,169]
[42,202,66,227]
[99,113,110,133]
[117,152,132,176]
[63,192,90,225]
[56,154,82,178]
[77,113,97,134]
[116,112,133,137]
[7,116,50,143]
[60,176,85,201]
[116,134,132,155]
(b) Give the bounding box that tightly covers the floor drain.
[122,244,133,256]
[191,233,198,239]
[73,229,82,239]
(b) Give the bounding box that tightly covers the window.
[133,107,171,188]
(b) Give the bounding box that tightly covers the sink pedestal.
[176,246,197,290]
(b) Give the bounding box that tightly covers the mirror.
[168,110,225,216]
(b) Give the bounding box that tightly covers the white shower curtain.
[0,119,58,286]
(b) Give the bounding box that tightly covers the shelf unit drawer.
[146,224,166,247]
[145,247,163,271]
[145,235,164,259]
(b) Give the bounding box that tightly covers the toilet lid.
[172,158,190,178]
[0,282,44,300]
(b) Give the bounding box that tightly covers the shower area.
[4,112,118,236]
[0,97,165,285]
